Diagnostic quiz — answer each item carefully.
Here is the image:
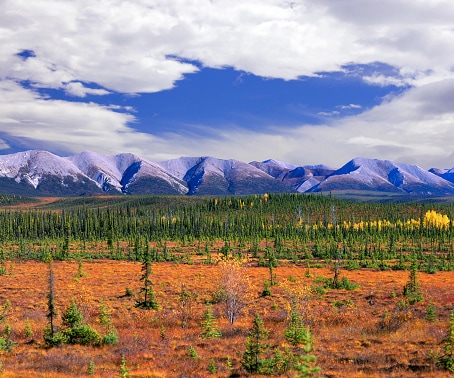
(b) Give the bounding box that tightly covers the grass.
[0,260,452,376]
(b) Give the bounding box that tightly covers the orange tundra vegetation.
[0,257,453,377]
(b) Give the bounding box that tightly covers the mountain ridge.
[0,150,453,197]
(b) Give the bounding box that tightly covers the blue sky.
[1,1,454,169]
[61,64,401,134]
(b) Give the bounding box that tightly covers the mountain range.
[0,150,454,197]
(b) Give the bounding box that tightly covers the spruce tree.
[99,301,118,345]
[176,283,195,329]
[0,300,13,351]
[61,299,101,346]
[403,255,423,304]
[201,303,222,339]
[293,327,320,377]
[242,313,269,374]
[437,310,454,372]
[44,259,60,346]
[135,247,159,310]
[284,306,320,377]
[284,308,309,347]
[119,356,129,378]
[61,299,83,329]
[208,359,217,374]
[426,303,437,323]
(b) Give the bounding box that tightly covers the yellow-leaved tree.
[218,257,253,325]
[423,210,450,230]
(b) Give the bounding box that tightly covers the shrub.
[330,276,359,290]
[188,346,199,359]
[262,279,272,297]
[63,324,101,346]
[102,330,119,345]
[88,360,96,375]
[58,299,102,346]
[376,301,412,334]
[119,356,129,378]
[208,359,217,374]
[426,303,437,323]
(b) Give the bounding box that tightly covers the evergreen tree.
[332,251,341,289]
[135,248,159,310]
[188,346,199,359]
[426,303,437,323]
[283,306,320,377]
[176,283,195,329]
[242,313,270,374]
[61,299,83,329]
[87,360,96,376]
[437,310,454,373]
[99,301,118,345]
[0,300,14,351]
[208,359,217,374]
[292,327,320,377]
[201,303,222,339]
[284,308,310,347]
[119,356,129,378]
[24,318,33,339]
[60,299,101,346]
[44,259,60,346]
[74,259,87,280]
[403,255,423,304]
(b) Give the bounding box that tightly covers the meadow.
[0,193,453,377]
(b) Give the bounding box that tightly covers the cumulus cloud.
[0,80,156,156]
[1,0,454,170]
[0,77,453,170]
[3,0,454,92]
[160,80,454,170]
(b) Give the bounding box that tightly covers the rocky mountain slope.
[0,150,453,197]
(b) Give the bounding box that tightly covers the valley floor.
[0,260,452,377]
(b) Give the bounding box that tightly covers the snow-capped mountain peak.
[0,151,453,197]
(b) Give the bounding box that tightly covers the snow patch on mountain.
[430,167,454,185]
[0,150,84,188]
[249,159,297,178]
[308,158,454,194]
[158,157,203,181]
[296,177,320,193]
[0,151,453,197]
[67,151,133,191]
[69,151,188,194]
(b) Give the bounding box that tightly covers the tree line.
[0,194,452,273]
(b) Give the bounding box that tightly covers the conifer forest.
[0,193,453,377]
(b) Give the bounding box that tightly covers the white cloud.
[1,0,454,171]
[339,104,362,110]
[3,0,454,93]
[317,111,340,117]
[0,77,453,170]
[64,82,110,97]
[154,79,454,170]
[0,80,156,155]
